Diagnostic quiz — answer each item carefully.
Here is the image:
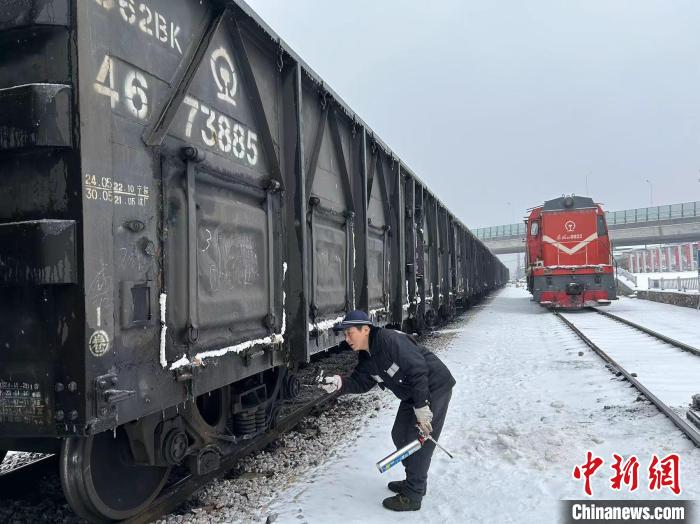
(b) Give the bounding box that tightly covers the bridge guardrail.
[607,201,699,226]
[475,201,700,241]
[648,276,699,293]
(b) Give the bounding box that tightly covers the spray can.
[376,436,425,473]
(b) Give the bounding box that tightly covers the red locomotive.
[525,195,616,309]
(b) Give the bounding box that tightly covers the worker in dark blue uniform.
[320,310,456,511]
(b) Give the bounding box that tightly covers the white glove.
[414,405,433,435]
[320,375,342,394]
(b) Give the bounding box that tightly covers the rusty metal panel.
[162,166,273,350]
[367,228,385,308]
[366,147,393,321]
[0,84,72,150]
[312,213,348,316]
[0,220,77,286]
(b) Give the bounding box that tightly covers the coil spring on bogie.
[255,406,266,431]
[232,410,257,436]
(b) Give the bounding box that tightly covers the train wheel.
[60,426,171,522]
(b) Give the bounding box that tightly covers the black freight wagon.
[0,0,508,520]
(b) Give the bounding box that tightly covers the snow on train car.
[0,0,507,520]
[525,195,616,309]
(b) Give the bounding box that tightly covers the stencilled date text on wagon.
[84,174,150,207]
[0,381,45,426]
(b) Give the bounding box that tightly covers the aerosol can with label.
[376,429,454,473]
[376,437,425,473]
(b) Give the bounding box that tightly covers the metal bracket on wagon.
[94,373,135,419]
[265,178,281,192]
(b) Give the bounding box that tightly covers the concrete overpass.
[476,201,700,255]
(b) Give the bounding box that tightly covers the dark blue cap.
[334,310,373,331]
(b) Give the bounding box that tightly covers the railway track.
[0,388,340,523]
[554,307,700,447]
[0,454,58,499]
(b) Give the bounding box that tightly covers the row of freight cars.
[0,0,507,520]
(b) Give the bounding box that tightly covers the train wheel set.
[0,1,506,521]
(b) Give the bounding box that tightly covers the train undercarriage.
[2,367,298,522]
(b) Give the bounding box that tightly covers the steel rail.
[0,455,58,499]
[122,392,339,524]
[553,310,700,448]
[589,307,700,357]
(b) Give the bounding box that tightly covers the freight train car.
[0,1,507,520]
[525,195,616,309]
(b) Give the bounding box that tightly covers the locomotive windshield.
[530,221,539,236]
[597,215,608,236]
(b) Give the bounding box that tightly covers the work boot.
[387,480,406,494]
[382,494,421,511]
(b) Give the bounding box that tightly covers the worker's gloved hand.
[414,405,433,435]
[320,375,342,394]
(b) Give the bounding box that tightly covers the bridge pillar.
[667,246,675,271]
[642,251,648,272]
[687,243,694,271]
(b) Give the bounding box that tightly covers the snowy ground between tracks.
[604,295,700,349]
[261,287,700,524]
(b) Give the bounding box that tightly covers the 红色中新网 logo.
[564,220,576,233]
[572,451,681,496]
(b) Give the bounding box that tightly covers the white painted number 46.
[94,54,149,120]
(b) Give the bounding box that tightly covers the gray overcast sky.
[246,0,700,229]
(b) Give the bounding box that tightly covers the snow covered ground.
[263,287,700,523]
[605,296,700,349]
